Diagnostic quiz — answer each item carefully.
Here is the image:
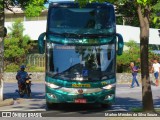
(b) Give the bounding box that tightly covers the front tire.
[101,103,112,108]
[19,91,24,98]
[26,84,31,98]
[46,102,53,110]
[46,102,59,110]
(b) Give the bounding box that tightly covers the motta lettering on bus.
[101,81,107,85]
[72,84,91,88]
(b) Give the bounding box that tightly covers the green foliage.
[77,0,160,28]
[25,4,43,17]
[151,1,160,28]
[116,2,140,26]
[14,0,46,8]
[6,0,46,17]
[137,0,150,6]
[117,40,140,72]
[117,40,140,64]
[26,65,45,72]
[0,0,3,10]
[117,40,160,73]
[5,63,45,72]
[152,1,160,10]
[24,0,45,17]
[4,19,35,67]
[5,63,19,72]
[75,0,115,7]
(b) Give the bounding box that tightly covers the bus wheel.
[46,102,60,110]
[19,94,24,98]
[46,102,59,110]
[46,102,53,110]
[101,103,112,108]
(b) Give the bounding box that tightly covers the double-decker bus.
[38,1,124,108]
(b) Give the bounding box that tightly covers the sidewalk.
[0,98,24,107]
[0,98,14,107]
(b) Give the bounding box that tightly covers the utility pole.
[0,0,4,101]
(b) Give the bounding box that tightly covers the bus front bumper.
[45,86,115,104]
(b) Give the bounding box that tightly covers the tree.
[76,0,160,111]
[4,0,46,17]
[24,0,45,17]
[4,19,34,69]
[115,1,160,28]
[115,2,140,26]
[133,0,154,111]
[0,0,47,101]
[0,0,5,101]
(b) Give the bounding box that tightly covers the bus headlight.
[102,83,116,90]
[45,82,60,89]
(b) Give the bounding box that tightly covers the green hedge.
[5,64,45,72]
[5,64,19,72]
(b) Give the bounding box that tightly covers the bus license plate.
[75,99,86,103]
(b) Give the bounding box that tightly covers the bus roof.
[48,2,113,8]
[44,0,74,8]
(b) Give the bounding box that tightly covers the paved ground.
[1,83,160,110]
[1,82,160,119]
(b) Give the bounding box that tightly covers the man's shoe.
[156,80,159,86]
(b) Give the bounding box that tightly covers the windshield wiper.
[48,31,114,38]
[49,32,80,38]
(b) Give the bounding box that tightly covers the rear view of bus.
[38,1,124,108]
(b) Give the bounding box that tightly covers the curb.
[4,80,44,83]
[0,98,25,107]
[0,98,14,107]
[15,98,25,104]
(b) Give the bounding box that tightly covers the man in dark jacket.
[130,62,140,88]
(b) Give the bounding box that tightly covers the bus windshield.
[48,7,116,35]
[47,42,116,81]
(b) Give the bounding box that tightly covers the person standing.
[151,59,160,86]
[130,62,140,88]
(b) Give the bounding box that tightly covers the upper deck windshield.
[48,6,116,36]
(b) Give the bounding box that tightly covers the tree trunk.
[137,5,154,111]
[0,0,4,101]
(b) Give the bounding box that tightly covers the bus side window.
[50,49,54,72]
[107,49,111,60]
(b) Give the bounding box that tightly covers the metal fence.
[27,54,45,67]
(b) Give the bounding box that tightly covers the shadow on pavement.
[4,92,45,100]
[42,97,142,117]
[46,96,142,111]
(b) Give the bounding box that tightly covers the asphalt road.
[1,82,160,117]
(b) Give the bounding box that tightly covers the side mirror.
[38,32,46,54]
[116,33,124,55]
